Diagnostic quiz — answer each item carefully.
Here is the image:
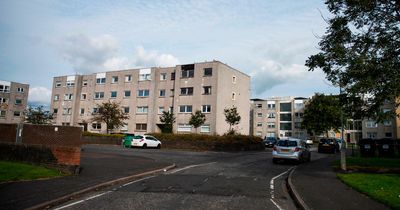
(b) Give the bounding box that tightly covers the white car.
[272,138,311,164]
[131,135,162,149]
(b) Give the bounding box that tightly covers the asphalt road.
[53,145,327,210]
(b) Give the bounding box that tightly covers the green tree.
[159,111,176,133]
[189,110,206,133]
[306,0,400,122]
[25,106,52,124]
[91,101,129,134]
[302,93,343,137]
[224,106,241,134]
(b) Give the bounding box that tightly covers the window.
[139,73,151,81]
[111,76,118,83]
[178,124,192,132]
[123,107,130,114]
[268,113,276,118]
[232,92,236,100]
[136,106,148,114]
[366,120,377,128]
[121,124,128,131]
[81,93,87,100]
[125,75,132,82]
[267,103,276,109]
[136,123,147,131]
[295,112,304,118]
[94,92,104,99]
[55,82,61,88]
[160,73,167,81]
[158,107,164,114]
[280,103,292,112]
[137,89,149,97]
[267,132,276,137]
[366,132,377,139]
[66,81,74,87]
[159,89,166,97]
[124,91,131,98]
[179,105,192,113]
[267,122,275,128]
[63,108,72,115]
[280,113,292,121]
[15,99,22,105]
[171,72,176,80]
[0,110,6,117]
[92,123,101,130]
[62,122,70,126]
[110,91,117,98]
[82,80,88,86]
[54,95,60,101]
[257,113,262,117]
[13,111,21,117]
[385,132,392,138]
[180,87,193,95]
[280,123,292,130]
[17,88,24,93]
[53,109,58,114]
[80,108,85,115]
[96,78,106,84]
[256,131,262,136]
[92,107,101,114]
[181,69,194,78]
[256,104,262,108]
[232,76,237,83]
[203,86,211,95]
[295,122,302,129]
[294,102,304,110]
[204,68,212,76]
[64,94,73,100]
[384,120,392,126]
[202,105,211,113]
[257,122,263,127]
[200,125,210,133]
[0,98,6,104]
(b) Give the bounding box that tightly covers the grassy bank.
[0,161,66,183]
[337,173,400,209]
[334,156,400,170]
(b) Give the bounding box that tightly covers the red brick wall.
[50,146,81,165]
[0,123,17,143]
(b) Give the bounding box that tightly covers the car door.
[146,136,156,147]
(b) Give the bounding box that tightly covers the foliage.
[91,101,129,134]
[306,0,400,122]
[338,173,400,209]
[82,131,124,138]
[224,106,241,134]
[0,160,65,182]
[25,106,52,124]
[188,110,206,132]
[302,93,343,136]
[159,111,176,133]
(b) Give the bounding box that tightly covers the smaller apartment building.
[250,97,308,139]
[51,61,250,135]
[362,102,398,139]
[0,80,29,123]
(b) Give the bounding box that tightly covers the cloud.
[251,60,311,95]
[28,86,52,105]
[133,46,180,68]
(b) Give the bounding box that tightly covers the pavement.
[0,146,175,210]
[288,154,390,210]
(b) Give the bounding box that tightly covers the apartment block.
[51,61,250,135]
[250,97,308,139]
[0,80,29,123]
[362,102,397,139]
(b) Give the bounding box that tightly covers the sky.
[0,0,339,106]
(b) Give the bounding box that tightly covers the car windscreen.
[320,139,334,143]
[133,136,143,139]
[277,140,297,147]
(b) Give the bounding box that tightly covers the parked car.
[130,135,162,149]
[306,139,313,145]
[264,137,277,148]
[318,138,339,153]
[272,138,311,164]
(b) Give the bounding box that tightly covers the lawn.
[338,173,400,209]
[334,156,400,169]
[0,161,66,182]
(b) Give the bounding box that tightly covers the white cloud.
[133,46,180,68]
[28,87,52,105]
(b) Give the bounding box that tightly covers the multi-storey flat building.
[0,80,29,123]
[51,61,250,135]
[362,102,397,139]
[250,97,308,139]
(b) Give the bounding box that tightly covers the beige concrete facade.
[51,61,250,135]
[362,102,397,139]
[0,80,29,123]
[250,97,308,139]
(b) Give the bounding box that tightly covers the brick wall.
[0,123,17,143]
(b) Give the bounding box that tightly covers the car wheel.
[157,144,161,149]
[272,158,278,164]
[318,148,321,153]
[142,144,147,149]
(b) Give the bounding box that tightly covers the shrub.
[82,131,124,138]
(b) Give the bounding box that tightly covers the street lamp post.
[340,85,347,171]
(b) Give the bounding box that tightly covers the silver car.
[272,138,311,164]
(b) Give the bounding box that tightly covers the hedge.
[82,131,124,138]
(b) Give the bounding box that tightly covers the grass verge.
[337,173,400,209]
[0,161,66,183]
[334,156,400,169]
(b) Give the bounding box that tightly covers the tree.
[306,0,400,122]
[159,111,176,133]
[25,106,52,124]
[91,101,129,134]
[224,106,241,134]
[302,93,343,137]
[189,110,206,133]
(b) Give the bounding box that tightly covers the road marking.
[53,191,112,210]
[122,175,156,187]
[269,166,295,209]
[166,162,217,174]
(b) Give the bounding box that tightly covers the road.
[53,145,327,210]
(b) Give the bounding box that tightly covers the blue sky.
[0,0,338,105]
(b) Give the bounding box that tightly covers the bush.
[148,133,264,151]
[82,131,124,138]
